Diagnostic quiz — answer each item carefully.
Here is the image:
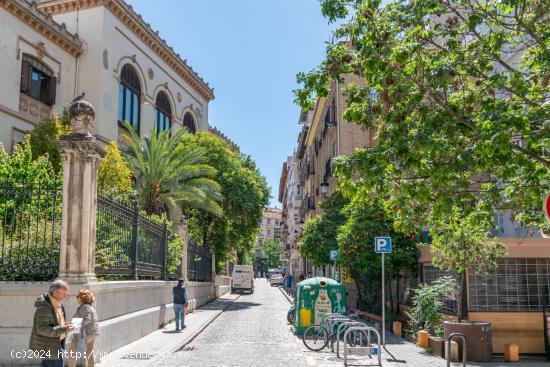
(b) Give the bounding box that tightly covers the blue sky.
[126,0,338,207]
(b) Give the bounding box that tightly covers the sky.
[126,0,339,207]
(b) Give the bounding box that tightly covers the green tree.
[296,0,549,314]
[300,192,348,266]
[406,276,457,335]
[98,142,134,199]
[262,238,283,269]
[430,207,506,319]
[122,122,223,217]
[180,132,269,271]
[297,0,550,231]
[338,189,419,314]
[29,111,71,172]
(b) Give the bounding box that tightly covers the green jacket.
[29,294,67,360]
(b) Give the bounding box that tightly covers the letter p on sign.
[375,237,392,254]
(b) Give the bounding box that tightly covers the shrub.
[98,142,134,200]
[29,111,71,172]
[406,276,456,335]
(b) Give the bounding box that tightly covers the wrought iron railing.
[187,239,212,282]
[95,196,168,280]
[0,177,61,281]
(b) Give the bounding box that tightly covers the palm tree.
[122,122,223,217]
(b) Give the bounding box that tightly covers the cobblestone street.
[148,280,548,367]
[151,279,340,367]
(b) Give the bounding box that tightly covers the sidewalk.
[96,292,240,367]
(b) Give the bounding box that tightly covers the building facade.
[254,207,282,269]
[279,76,372,280]
[0,0,82,150]
[0,0,213,152]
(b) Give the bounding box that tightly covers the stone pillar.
[177,218,189,280]
[56,97,104,283]
[211,252,216,281]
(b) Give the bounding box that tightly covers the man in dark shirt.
[172,279,189,331]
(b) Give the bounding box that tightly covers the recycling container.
[293,276,347,335]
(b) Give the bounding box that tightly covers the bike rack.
[327,318,353,352]
[321,313,346,325]
[335,321,367,357]
[446,332,467,367]
[343,326,382,367]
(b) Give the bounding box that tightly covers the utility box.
[293,277,347,335]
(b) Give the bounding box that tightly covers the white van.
[231,265,254,293]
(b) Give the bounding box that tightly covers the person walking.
[68,289,99,367]
[172,279,189,331]
[29,279,74,367]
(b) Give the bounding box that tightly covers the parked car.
[270,274,284,287]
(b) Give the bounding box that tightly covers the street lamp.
[320,181,329,196]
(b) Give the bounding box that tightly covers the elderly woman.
[68,289,99,367]
[29,279,74,367]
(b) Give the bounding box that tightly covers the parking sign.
[329,250,339,261]
[375,237,392,253]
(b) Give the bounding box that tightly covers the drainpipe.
[73,3,80,98]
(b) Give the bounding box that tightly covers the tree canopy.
[123,123,223,217]
[295,0,550,304]
[296,0,549,232]
[180,132,270,270]
[299,192,349,266]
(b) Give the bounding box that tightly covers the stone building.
[0,0,214,151]
[0,0,82,150]
[254,207,282,269]
[279,76,372,283]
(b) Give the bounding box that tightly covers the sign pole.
[382,252,385,346]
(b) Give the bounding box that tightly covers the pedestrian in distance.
[299,273,305,282]
[68,289,99,367]
[29,279,74,367]
[172,279,189,331]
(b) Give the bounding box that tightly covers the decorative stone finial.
[68,93,95,136]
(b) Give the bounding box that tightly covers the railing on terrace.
[0,177,61,281]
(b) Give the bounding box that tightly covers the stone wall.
[214,276,231,298]
[0,280,216,366]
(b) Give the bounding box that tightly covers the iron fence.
[187,239,212,282]
[0,177,61,281]
[95,196,168,280]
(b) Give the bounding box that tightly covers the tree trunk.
[456,272,465,322]
[388,278,395,314]
[396,277,401,316]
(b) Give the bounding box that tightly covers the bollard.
[417,330,429,348]
[504,344,519,362]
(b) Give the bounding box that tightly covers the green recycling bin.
[292,276,347,335]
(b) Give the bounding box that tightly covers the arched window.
[183,112,196,134]
[155,91,171,133]
[20,54,56,106]
[117,64,141,134]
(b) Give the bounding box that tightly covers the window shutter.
[20,60,30,93]
[48,76,57,106]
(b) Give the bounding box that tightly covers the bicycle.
[302,311,363,352]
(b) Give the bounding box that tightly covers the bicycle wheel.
[302,325,329,351]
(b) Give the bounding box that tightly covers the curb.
[175,293,241,351]
[133,293,240,367]
[278,286,293,304]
